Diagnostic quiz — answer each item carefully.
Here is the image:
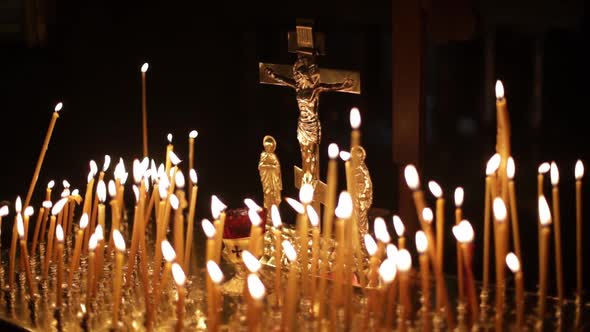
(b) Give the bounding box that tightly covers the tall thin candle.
[141,63,149,157]
[575,160,584,296]
[506,253,524,328]
[393,215,406,250]
[68,213,88,287]
[397,249,413,330]
[416,231,431,330]
[483,154,500,294]
[16,215,35,299]
[282,240,298,332]
[172,263,186,332]
[271,205,283,307]
[537,196,552,318]
[55,224,64,308]
[428,180,445,274]
[206,260,224,332]
[550,162,564,305]
[184,169,198,271]
[492,198,508,320]
[188,130,198,175]
[453,220,478,326]
[454,187,465,303]
[506,157,522,259]
[112,230,126,326]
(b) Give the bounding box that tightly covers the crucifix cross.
[259,19,360,209]
[231,245,243,259]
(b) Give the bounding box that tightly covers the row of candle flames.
[0,78,586,331]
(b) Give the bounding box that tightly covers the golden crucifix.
[259,20,361,207]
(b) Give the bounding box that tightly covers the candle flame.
[24,206,34,217]
[158,182,168,200]
[486,153,501,175]
[247,274,266,300]
[189,130,198,139]
[242,250,261,273]
[339,151,351,161]
[42,200,52,209]
[108,180,117,198]
[350,107,361,129]
[282,240,297,262]
[207,260,224,284]
[299,183,314,204]
[150,159,157,179]
[175,171,185,188]
[132,185,140,203]
[328,143,339,159]
[550,162,559,186]
[54,102,63,112]
[396,249,412,272]
[15,196,22,213]
[141,63,149,73]
[61,188,70,198]
[248,208,262,227]
[167,133,173,143]
[56,224,64,242]
[114,159,126,180]
[211,195,227,219]
[422,207,433,224]
[428,181,443,198]
[495,80,505,99]
[190,169,198,184]
[576,160,584,180]
[0,205,8,217]
[335,191,353,219]
[271,205,282,228]
[244,198,262,211]
[507,157,515,180]
[363,234,378,256]
[87,171,94,184]
[161,240,176,262]
[169,194,179,210]
[113,229,125,251]
[89,160,98,177]
[88,234,98,251]
[79,213,89,229]
[17,214,25,238]
[103,155,111,172]
[379,258,397,284]
[133,159,143,183]
[505,252,520,273]
[386,243,398,260]
[404,165,420,190]
[48,180,55,189]
[538,196,552,226]
[452,220,474,243]
[171,263,186,286]
[415,231,428,253]
[285,197,304,214]
[80,304,86,314]
[307,205,319,227]
[95,224,104,240]
[72,188,79,196]
[392,215,405,237]
[97,180,106,203]
[201,219,216,238]
[454,187,464,207]
[492,198,507,221]
[538,162,550,174]
[52,198,68,215]
[374,217,391,243]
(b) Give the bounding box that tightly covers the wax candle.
[171,263,186,332]
[550,162,564,305]
[537,162,550,262]
[350,107,361,147]
[55,224,64,308]
[537,196,552,318]
[282,240,298,332]
[506,252,524,328]
[202,219,217,264]
[211,195,227,264]
[575,160,584,296]
[271,205,283,306]
[184,169,198,271]
[24,102,62,208]
[107,181,119,255]
[415,231,431,329]
[397,249,413,329]
[68,213,88,287]
[188,130,198,174]
[452,220,478,325]
[206,260,224,332]
[429,180,445,273]
[0,206,7,268]
[492,197,508,318]
[112,230,126,326]
[140,63,149,157]
[377,258,396,328]
[299,184,314,297]
[384,244,399,329]
[165,133,173,173]
[248,207,263,258]
[506,157,522,260]
[94,225,105,285]
[483,154,500,293]
[154,240,176,309]
[8,197,22,291]
[16,215,35,299]
[307,205,320,298]
[392,215,406,250]
[21,206,33,241]
[374,216,391,257]
[364,234,379,320]
[43,197,67,281]
[404,165,426,222]
[247,273,266,332]
[454,187,465,303]
[333,203,346,310]
[495,80,511,203]
[32,200,52,257]
[171,191,185,268]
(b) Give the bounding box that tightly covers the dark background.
[0,1,587,295]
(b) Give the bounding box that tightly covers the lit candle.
[363,234,379,319]
[184,169,199,271]
[575,160,584,296]
[206,260,224,332]
[247,273,266,332]
[404,165,426,222]
[378,258,397,329]
[107,180,119,255]
[383,244,399,330]
[248,207,263,258]
[396,249,412,329]
[45,179,55,202]
[415,231,431,330]
[299,184,314,297]
[211,195,227,264]
[506,157,522,260]
[94,225,105,286]
[506,252,524,328]
[392,215,406,250]
[282,240,298,332]
[16,215,35,299]
[24,102,63,208]
[188,130,198,175]
[141,62,149,157]
[32,200,51,257]
[307,205,320,299]
[332,194,348,310]
[495,80,511,203]
[112,229,126,326]
[154,240,176,308]
[374,217,391,257]
[43,197,67,281]
[321,144,339,291]
[537,162,550,263]
[22,206,33,243]
[483,153,500,293]
[172,263,186,332]
[82,163,97,252]
[172,189,185,268]
[202,219,217,264]
[454,187,465,303]
[9,197,22,291]
[87,234,98,311]
[55,224,64,308]
[428,180,445,274]
[0,206,7,268]
[550,162,564,305]
[492,197,508,318]
[165,133,173,173]
[537,196,552,318]
[96,180,106,230]
[68,213,88,287]
[350,107,361,147]
[271,205,283,306]
[452,220,478,326]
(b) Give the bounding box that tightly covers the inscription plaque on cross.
[259,19,361,210]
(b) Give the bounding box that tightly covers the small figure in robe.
[351,146,373,235]
[258,135,282,210]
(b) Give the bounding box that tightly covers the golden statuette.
[351,146,373,236]
[258,135,283,211]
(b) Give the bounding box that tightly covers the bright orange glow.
[79,213,89,229]
[392,215,405,237]
[211,195,227,219]
[248,209,262,227]
[282,240,297,262]
[307,205,319,227]
[486,154,501,175]
[495,80,504,99]
[550,162,559,186]
[422,207,433,224]
[576,160,584,180]
[349,107,361,129]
